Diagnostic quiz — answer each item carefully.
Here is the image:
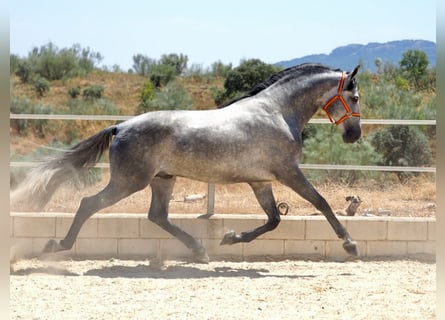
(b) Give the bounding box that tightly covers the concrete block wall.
[10,212,435,261]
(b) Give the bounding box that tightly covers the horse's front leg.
[277,165,358,256]
[221,182,280,245]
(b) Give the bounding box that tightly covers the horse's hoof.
[193,249,210,264]
[148,257,165,270]
[42,239,64,253]
[220,230,238,245]
[343,240,359,256]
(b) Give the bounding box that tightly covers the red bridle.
[322,72,360,125]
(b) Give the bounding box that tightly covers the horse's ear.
[349,65,360,79]
[345,65,360,90]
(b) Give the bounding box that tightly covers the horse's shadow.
[12,255,434,278]
[11,262,319,279]
[82,263,318,280]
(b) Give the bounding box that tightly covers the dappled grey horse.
[19,63,361,262]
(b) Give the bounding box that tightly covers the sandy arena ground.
[10,169,436,320]
[10,256,435,320]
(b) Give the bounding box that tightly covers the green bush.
[15,60,33,83]
[370,125,432,182]
[143,81,193,111]
[29,103,54,137]
[68,86,81,99]
[137,81,156,113]
[32,76,50,97]
[302,125,382,184]
[10,98,55,137]
[10,97,31,135]
[82,85,104,100]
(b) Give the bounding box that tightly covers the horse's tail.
[11,125,118,210]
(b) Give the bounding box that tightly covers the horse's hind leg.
[43,177,149,254]
[278,165,358,256]
[221,182,280,245]
[148,176,209,263]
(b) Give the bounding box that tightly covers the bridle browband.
[322,71,360,125]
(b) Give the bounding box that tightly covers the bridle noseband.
[322,72,360,125]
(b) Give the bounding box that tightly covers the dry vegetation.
[10,171,436,218]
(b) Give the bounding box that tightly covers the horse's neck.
[275,74,339,127]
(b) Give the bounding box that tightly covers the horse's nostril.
[343,128,361,143]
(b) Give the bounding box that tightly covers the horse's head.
[322,65,361,143]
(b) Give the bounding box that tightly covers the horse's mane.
[219,63,340,108]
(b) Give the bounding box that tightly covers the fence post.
[207,183,215,216]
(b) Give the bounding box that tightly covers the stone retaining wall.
[10,212,435,261]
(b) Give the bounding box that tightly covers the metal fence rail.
[9,113,437,126]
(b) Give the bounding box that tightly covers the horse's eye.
[351,96,359,103]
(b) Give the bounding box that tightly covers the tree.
[215,58,281,106]
[159,53,188,75]
[71,43,103,73]
[14,42,102,82]
[399,49,429,90]
[132,54,156,75]
[210,60,232,77]
[132,53,186,86]
[225,59,281,95]
[33,43,77,80]
[149,63,176,87]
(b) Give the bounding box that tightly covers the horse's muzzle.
[342,127,361,144]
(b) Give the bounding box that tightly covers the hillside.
[276,39,436,72]
[10,72,224,150]
[11,71,222,116]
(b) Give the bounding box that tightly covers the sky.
[10,0,436,71]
